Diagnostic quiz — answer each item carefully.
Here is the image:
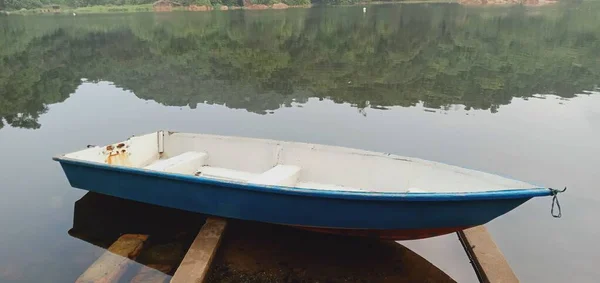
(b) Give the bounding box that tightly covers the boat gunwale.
[53,156,553,202]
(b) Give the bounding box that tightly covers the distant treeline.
[1,0,147,11]
[1,2,599,129]
[0,0,394,11]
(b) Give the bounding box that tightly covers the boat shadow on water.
[69,192,456,282]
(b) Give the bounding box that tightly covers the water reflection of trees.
[1,3,599,129]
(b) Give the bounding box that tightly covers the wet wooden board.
[171,217,227,283]
[76,234,149,283]
[130,264,173,283]
[72,193,505,283]
[205,220,456,283]
[458,226,519,283]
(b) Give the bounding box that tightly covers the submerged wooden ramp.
[76,234,148,283]
[170,218,227,283]
[458,226,519,283]
[172,221,519,283]
[209,220,461,282]
[73,193,518,283]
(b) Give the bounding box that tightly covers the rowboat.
[54,131,556,240]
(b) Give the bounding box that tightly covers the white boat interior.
[62,131,537,193]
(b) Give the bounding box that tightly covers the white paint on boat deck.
[406,188,428,193]
[145,151,207,174]
[198,167,259,183]
[164,132,539,193]
[64,132,159,167]
[248,165,301,187]
[297,182,366,192]
[60,131,539,193]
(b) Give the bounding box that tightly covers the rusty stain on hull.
[104,142,132,166]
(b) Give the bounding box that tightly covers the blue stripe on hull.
[56,159,550,230]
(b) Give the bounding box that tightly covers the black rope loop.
[550,187,567,218]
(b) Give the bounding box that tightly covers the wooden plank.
[130,240,190,283]
[76,234,149,283]
[171,217,227,283]
[207,220,456,282]
[131,264,173,283]
[458,226,519,283]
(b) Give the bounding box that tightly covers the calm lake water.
[1,3,599,282]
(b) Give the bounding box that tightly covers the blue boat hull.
[55,158,551,239]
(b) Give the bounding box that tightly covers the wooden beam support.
[458,226,519,283]
[171,217,227,283]
[76,234,149,283]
